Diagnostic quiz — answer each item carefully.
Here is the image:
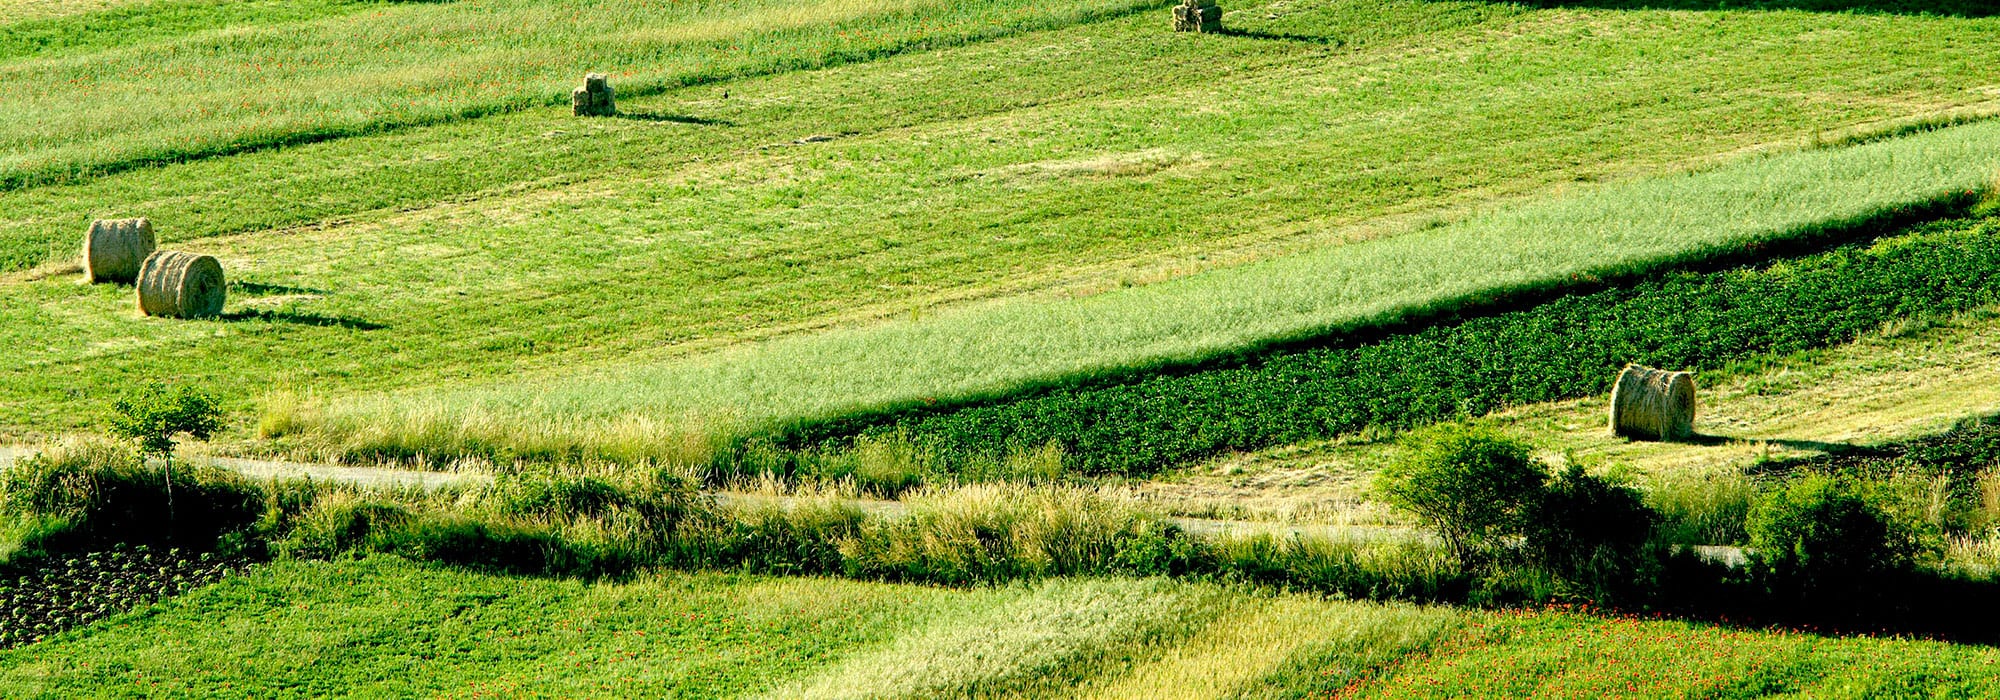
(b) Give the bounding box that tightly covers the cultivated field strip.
[0,0,371,61]
[815,215,2000,476]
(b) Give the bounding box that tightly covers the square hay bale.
[1173,0,1221,33]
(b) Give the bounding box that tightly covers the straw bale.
[136,250,225,319]
[1608,364,1696,441]
[1173,0,1221,32]
[83,218,156,284]
[573,72,615,116]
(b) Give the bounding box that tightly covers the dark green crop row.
[790,216,2000,476]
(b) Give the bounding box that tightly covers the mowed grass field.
[6,0,2000,459]
[5,556,1999,699]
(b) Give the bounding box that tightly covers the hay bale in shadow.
[1173,0,1221,33]
[572,73,616,117]
[83,218,156,284]
[1609,364,1696,441]
[137,250,225,319]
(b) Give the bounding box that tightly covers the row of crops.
[772,215,2000,475]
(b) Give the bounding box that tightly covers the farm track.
[0,444,1413,542]
[0,445,1762,569]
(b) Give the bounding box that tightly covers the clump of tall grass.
[1643,469,1759,546]
[0,436,267,556]
[842,483,1180,584]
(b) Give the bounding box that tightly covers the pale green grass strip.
[303,120,2000,462]
[0,0,1155,190]
[760,578,1216,699]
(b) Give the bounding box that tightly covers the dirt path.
[0,444,1422,543]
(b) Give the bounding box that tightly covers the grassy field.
[7,556,2000,698]
[284,121,2000,467]
[0,0,1159,190]
[0,556,1461,699]
[8,0,2000,455]
[14,0,2000,693]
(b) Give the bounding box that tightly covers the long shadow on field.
[1215,28,1340,44]
[610,110,734,127]
[221,309,386,331]
[1657,565,2000,645]
[230,281,331,296]
[1443,0,1998,17]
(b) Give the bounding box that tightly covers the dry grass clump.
[135,250,225,319]
[1609,365,1696,441]
[763,577,1215,700]
[844,483,1171,583]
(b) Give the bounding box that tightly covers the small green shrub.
[1523,463,1659,603]
[1376,427,1545,569]
[1748,475,1938,597]
[108,384,223,460]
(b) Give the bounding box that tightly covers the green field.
[8,0,2000,453]
[11,0,2000,693]
[6,557,1999,698]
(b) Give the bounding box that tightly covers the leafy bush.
[1522,463,1659,603]
[803,219,2000,476]
[107,384,223,460]
[1772,414,2000,534]
[1748,475,1937,598]
[1375,428,1545,569]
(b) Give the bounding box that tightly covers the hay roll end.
[137,250,226,319]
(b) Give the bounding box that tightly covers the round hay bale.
[83,218,156,284]
[136,250,225,319]
[1608,365,1696,441]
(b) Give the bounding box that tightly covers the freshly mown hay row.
[136,250,225,319]
[82,218,156,284]
[1608,365,1696,441]
[572,73,615,117]
[1172,0,1220,33]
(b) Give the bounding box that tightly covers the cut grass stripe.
[0,0,1163,192]
[292,120,2000,467]
[0,0,369,62]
